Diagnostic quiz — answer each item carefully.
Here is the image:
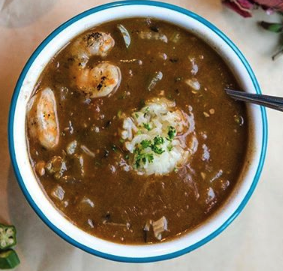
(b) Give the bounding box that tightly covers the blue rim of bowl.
[8,0,268,263]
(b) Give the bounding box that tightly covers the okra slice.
[0,224,17,250]
[0,250,20,269]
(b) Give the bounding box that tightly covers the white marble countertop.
[0,0,283,270]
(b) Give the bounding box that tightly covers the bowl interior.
[9,1,267,262]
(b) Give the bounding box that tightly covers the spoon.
[225,88,283,112]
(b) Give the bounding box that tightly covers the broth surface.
[27,18,248,244]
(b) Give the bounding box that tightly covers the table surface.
[1,0,283,270]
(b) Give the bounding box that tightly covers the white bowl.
[8,1,268,263]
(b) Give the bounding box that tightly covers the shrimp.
[75,62,121,98]
[27,87,59,149]
[70,31,115,65]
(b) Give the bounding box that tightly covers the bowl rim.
[8,0,268,263]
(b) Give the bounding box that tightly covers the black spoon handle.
[225,88,283,112]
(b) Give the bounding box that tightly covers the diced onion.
[117,24,131,48]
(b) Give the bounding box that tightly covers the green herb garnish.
[146,153,154,163]
[140,140,151,149]
[133,132,175,168]
[153,135,164,145]
[151,145,164,154]
[134,151,154,168]
[143,123,151,131]
[167,126,176,140]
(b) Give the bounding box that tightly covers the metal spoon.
[225,88,283,112]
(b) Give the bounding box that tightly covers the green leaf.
[260,21,283,33]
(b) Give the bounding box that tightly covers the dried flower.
[222,0,254,17]
[223,0,283,17]
[223,0,283,59]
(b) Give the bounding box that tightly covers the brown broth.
[27,18,248,244]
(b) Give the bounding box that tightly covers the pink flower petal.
[255,0,283,11]
[223,1,253,17]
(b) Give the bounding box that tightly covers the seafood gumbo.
[26,18,248,244]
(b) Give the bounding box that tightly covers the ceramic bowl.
[8,1,267,263]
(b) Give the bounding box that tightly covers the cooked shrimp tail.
[76,62,121,98]
[27,87,59,149]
